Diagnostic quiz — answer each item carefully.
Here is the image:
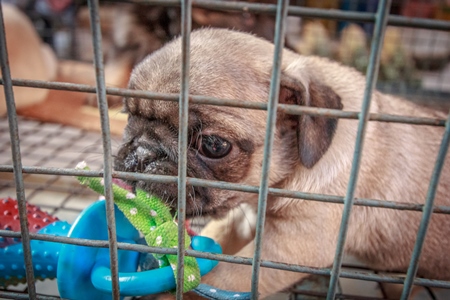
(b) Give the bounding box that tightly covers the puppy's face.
[114,29,342,218]
[115,102,266,218]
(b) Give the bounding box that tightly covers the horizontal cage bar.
[1,165,450,214]
[0,79,446,126]
[121,0,450,30]
[1,229,450,289]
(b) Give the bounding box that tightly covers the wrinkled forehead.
[124,95,266,138]
[124,59,268,139]
[123,29,279,135]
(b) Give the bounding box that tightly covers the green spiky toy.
[75,161,200,292]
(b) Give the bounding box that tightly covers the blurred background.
[0,0,449,299]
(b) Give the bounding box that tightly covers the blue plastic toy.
[0,198,221,299]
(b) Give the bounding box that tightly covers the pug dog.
[114,28,450,299]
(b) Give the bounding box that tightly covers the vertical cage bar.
[0,5,37,298]
[400,118,450,299]
[326,1,392,299]
[87,0,120,298]
[177,0,192,298]
[250,0,289,298]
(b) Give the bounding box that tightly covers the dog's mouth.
[114,149,234,219]
[115,178,232,220]
[112,178,134,191]
[112,178,200,235]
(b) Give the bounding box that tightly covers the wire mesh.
[0,0,450,299]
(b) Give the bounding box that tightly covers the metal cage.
[1,0,450,299]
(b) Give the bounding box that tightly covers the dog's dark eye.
[198,135,232,159]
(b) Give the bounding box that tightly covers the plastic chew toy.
[75,161,202,292]
[0,190,221,298]
[75,162,251,300]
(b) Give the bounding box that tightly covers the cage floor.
[1,116,449,299]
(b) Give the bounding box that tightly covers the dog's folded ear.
[279,73,343,169]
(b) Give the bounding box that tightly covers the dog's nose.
[135,145,158,172]
[136,145,154,161]
[123,145,158,173]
